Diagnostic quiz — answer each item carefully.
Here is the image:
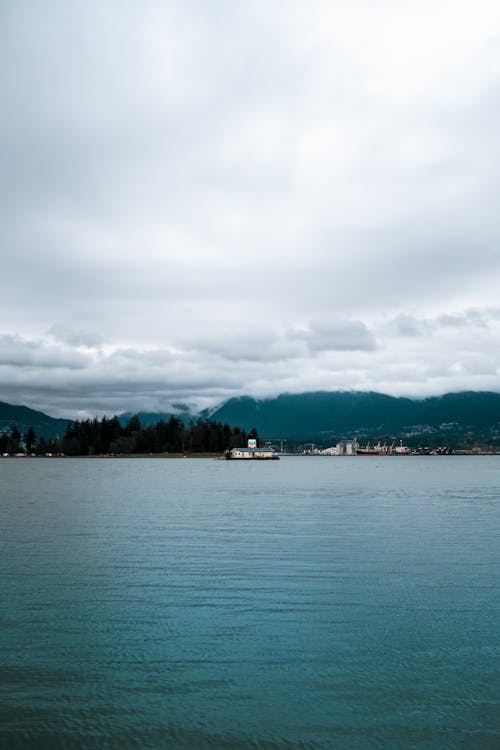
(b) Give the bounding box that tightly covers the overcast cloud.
[1,0,500,417]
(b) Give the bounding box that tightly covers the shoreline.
[3,452,500,459]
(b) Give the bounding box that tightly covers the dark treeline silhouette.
[0,416,255,455]
[64,415,253,455]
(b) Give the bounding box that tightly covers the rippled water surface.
[1,456,499,749]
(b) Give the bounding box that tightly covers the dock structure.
[224,447,279,460]
[225,438,279,460]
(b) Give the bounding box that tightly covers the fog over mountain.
[2,1,500,417]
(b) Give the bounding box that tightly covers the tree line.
[0,415,256,456]
[0,425,37,454]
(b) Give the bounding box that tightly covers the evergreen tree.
[10,425,21,453]
[25,427,36,453]
[37,436,48,455]
[125,415,142,435]
[0,432,8,454]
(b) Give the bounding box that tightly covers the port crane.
[263,438,287,454]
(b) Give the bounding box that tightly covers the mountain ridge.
[208,390,500,440]
[0,401,70,439]
[2,390,500,443]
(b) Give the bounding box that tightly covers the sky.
[1,0,500,418]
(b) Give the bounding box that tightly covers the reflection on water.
[1,457,499,749]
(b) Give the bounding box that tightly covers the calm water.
[1,456,499,749]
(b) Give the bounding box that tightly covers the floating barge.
[224,446,279,460]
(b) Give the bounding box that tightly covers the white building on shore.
[321,440,359,456]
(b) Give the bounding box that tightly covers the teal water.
[1,456,499,749]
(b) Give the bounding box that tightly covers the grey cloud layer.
[1,307,499,417]
[1,1,500,414]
